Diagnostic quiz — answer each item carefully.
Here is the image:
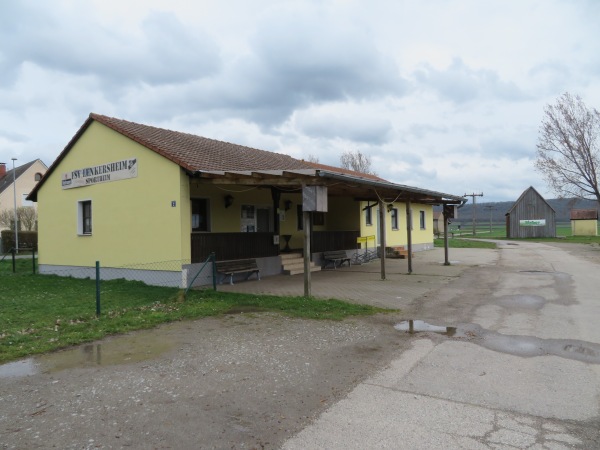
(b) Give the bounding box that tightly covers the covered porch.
[186,167,465,292]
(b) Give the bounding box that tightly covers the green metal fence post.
[32,248,36,274]
[212,252,217,291]
[96,261,101,317]
[11,248,15,273]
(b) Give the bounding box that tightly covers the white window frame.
[419,210,426,230]
[77,199,92,235]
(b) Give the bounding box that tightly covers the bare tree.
[0,209,13,229]
[18,206,37,231]
[340,150,377,175]
[0,207,38,231]
[305,154,320,163]
[535,92,600,204]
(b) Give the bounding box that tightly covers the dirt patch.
[0,312,404,449]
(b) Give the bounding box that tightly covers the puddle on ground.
[0,359,38,378]
[0,330,176,379]
[395,320,600,364]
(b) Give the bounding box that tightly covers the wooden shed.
[570,209,598,236]
[505,186,556,238]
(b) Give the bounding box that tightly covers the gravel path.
[1,312,405,449]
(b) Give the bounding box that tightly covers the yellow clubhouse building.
[28,113,464,287]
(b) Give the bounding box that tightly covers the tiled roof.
[506,186,555,214]
[0,160,37,195]
[29,113,465,204]
[91,114,313,173]
[570,209,598,220]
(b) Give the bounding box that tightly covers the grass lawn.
[434,238,497,249]
[0,259,391,364]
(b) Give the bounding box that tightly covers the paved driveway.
[282,241,600,449]
[219,247,497,310]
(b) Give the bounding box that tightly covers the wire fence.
[1,252,218,318]
[1,252,217,289]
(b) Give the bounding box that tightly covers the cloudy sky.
[1,0,599,202]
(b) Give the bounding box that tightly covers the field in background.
[443,222,600,244]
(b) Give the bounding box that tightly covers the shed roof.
[570,209,598,220]
[29,113,465,204]
[505,186,555,215]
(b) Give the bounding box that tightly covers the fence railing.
[311,230,360,253]
[191,232,278,262]
[0,248,37,274]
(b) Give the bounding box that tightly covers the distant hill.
[439,198,599,225]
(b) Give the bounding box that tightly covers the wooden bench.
[323,250,351,269]
[215,259,260,285]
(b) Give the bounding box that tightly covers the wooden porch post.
[443,209,450,265]
[406,199,413,274]
[378,199,386,280]
[303,210,311,298]
[271,187,281,237]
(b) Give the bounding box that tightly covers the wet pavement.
[282,241,600,449]
[218,247,498,310]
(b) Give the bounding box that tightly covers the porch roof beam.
[317,170,466,204]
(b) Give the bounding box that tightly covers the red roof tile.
[570,209,598,220]
[91,114,313,173]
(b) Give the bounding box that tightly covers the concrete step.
[280,253,303,261]
[281,253,320,275]
[283,266,322,276]
[282,261,315,271]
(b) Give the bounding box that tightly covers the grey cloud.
[296,115,392,144]
[0,3,220,87]
[0,128,29,144]
[249,10,404,105]
[165,5,405,127]
[528,62,571,94]
[415,58,528,104]
[479,137,535,160]
[125,8,407,129]
[407,124,449,139]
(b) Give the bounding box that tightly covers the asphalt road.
[283,241,600,449]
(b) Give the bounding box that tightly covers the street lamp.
[11,158,18,254]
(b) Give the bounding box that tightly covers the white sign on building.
[62,158,138,189]
[519,219,546,227]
